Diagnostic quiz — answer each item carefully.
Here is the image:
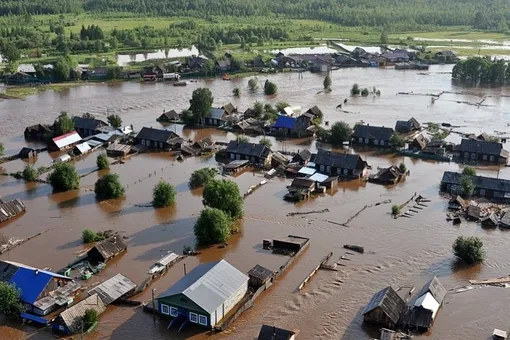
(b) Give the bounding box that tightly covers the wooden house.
[352,124,395,148]
[257,325,296,340]
[362,286,406,329]
[368,165,405,185]
[222,103,237,115]
[409,134,429,151]
[292,150,312,165]
[156,260,248,328]
[134,127,183,150]
[395,118,420,134]
[481,213,498,227]
[204,108,228,126]
[314,148,368,178]
[448,196,467,211]
[86,236,128,264]
[216,59,231,72]
[24,124,53,140]
[248,265,274,289]
[440,171,510,201]
[243,108,259,119]
[72,117,108,137]
[49,131,82,151]
[53,294,105,334]
[225,141,272,167]
[454,139,508,164]
[157,110,181,123]
[88,273,137,306]
[500,211,510,228]
[19,147,37,159]
[466,204,481,221]
[289,178,316,195]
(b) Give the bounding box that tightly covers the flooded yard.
[1,65,510,339]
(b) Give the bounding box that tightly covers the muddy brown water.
[2,65,510,339]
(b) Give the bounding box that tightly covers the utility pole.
[152,288,156,324]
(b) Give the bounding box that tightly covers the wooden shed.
[86,236,128,264]
[363,286,406,329]
[19,147,37,159]
[248,264,274,289]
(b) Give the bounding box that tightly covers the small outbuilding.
[395,118,420,134]
[362,286,406,329]
[248,265,274,289]
[481,213,498,227]
[19,147,37,159]
[257,325,296,340]
[86,236,128,264]
[88,273,137,305]
[157,110,181,123]
[368,165,405,185]
[292,150,312,165]
[493,329,508,340]
[52,294,106,334]
[50,131,82,151]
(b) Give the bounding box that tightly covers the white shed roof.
[74,142,91,154]
[298,167,316,176]
[414,292,440,319]
[52,131,82,149]
[309,173,329,183]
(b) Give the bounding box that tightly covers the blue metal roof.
[209,108,226,120]
[273,116,296,129]
[9,268,53,304]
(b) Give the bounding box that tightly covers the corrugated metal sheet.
[308,173,328,183]
[74,142,91,155]
[9,268,53,304]
[59,294,106,333]
[89,236,128,261]
[157,260,248,314]
[157,252,179,267]
[88,273,136,306]
[52,131,82,149]
[0,198,26,223]
[297,167,316,176]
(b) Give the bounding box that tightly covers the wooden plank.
[469,276,510,285]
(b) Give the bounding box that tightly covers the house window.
[358,137,363,143]
[161,304,170,315]
[374,140,379,145]
[337,168,342,175]
[326,166,331,174]
[236,154,241,160]
[482,154,488,161]
[169,306,178,317]
[251,157,255,163]
[320,165,325,172]
[141,140,146,146]
[464,152,469,158]
[380,140,385,146]
[480,189,486,196]
[364,138,369,144]
[59,325,65,331]
[230,153,235,160]
[471,153,476,160]
[490,155,495,162]
[199,315,207,326]
[159,142,163,149]
[189,312,198,323]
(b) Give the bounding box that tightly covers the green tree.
[0,282,25,318]
[461,175,475,196]
[0,40,20,64]
[361,88,370,96]
[96,154,109,170]
[83,308,98,329]
[82,229,106,243]
[53,111,74,136]
[203,179,243,219]
[329,121,352,145]
[189,88,214,124]
[351,83,360,95]
[189,168,218,189]
[194,207,231,246]
[53,57,70,81]
[390,133,406,148]
[22,165,38,182]
[107,114,122,128]
[380,28,389,45]
[323,74,332,90]
[254,101,264,117]
[452,236,485,264]
[259,137,272,149]
[49,163,80,192]
[82,112,95,119]
[264,80,277,95]
[0,143,4,156]
[391,204,400,215]
[462,167,476,176]
[236,135,249,143]
[275,101,290,112]
[152,180,176,207]
[248,78,258,90]
[316,126,331,143]
[232,87,240,97]
[399,163,407,173]
[94,173,125,199]
[180,109,194,126]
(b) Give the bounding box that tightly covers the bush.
[391,133,406,148]
[259,137,272,149]
[152,181,176,207]
[194,208,232,246]
[351,83,360,95]
[329,121,352,145]
[462,167,476,176]
[391,204,400,215]
[0,282,25,318]
[107,114,122,128]
[53,111,74,136]
[83,308,98,329]
[94,173,125,199]
[452,236,485,264]
[22,165,38,181]
[236,135,249,143]
[248,78,258,90]
[264,80,277,95]
[232,87,240,97]
[189,168,218,189]
[361,88,369,96]
[323,74,332,89]
[49,163,80,192]
[399,163,407,173]
[253,101,264,117]
[203,179,243,219]
[82,229,106,243]
[460,175,474,196]
[96,154,109,170]
[275,101,290,112]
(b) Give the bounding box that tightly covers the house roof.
[193,137,214,149]
[59,294,106,333]
[363,286,406,324]
[416,276,446,305]
[159,110,180,121]
[382,51,409,59]
[243,108,258,118]
[74,142,91,154]
[157,260,248,314]
[315,148,367,170]
[298,167,316,176]
[248,265,274,282]
[308,173,329,183]
[436,50,456,57]
[477,132,490,141]
[88,236,128,261]
[273,116,296,129]
[290,178,316,189]
[413,134,429,149]
[226,141,271,158]
[17,64,36,73]
[467,204,481,219]
[353,125,394,141]
[257,325,295,340]
[456,138,506,156]
[395,120,413,132]
[373,165,403,180]
[294,149,312,162]
[441,171,510,194]
[0,198,26,223]
[306,106,322,117]
[19,147,35,158]
[88,273,136,306]
[72,117,107,131]
[135,127,179,143]
[271,151,289,165]
[222,103,237,115]
[209,108,227,120]
[52,131,82,149]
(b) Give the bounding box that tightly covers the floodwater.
[2,65,510,339]
[116,46,200,66]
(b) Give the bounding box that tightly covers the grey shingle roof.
[353,125,394,141]
[209,108,227,120]
[363,286,405,324]
[73,117,107,131]
[89,236,128,261]
[456,138,505,156]
[59,294,106,333]
[88,273,136,306]
[314,148,366,170]
[416,276,446,304]
[441,171,510,193]
[135,127,179,143]
[226,141,271,158]
[157,260,248,314]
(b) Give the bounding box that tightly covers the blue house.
[0,260,79,324]
[156,260,248,329]
[271,115,296,135]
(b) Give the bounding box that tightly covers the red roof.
[52,131,79,141]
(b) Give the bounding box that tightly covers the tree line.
[452,57,510,85]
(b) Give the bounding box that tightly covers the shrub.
[236,135,249,143]
[275,101,290,112]
[152,181,176,207]
[264,80,277,95]
[22,165,38,182]
[399,163,407,173]
[253,101,264,117]
[49,163,80,192]
[82,229,106,243]
[460,176,474,196]
[248,78,258,90]
[0,282,25,318]
[0,143,4,156]
[462,167,476,176]
[53,111,74,136]
[83,308,98,329]
[203,179,243,219]
[329,121,352,145]
[259,137,272,149]
[361,88,369,96]
[390,133,406,148]
[323,74,332,89]
[94,173,125,199]
[351,83,360,95]
[452,236,485,264]
[96,154,109,170]
[194,208,232,245]
[391,204,400,215]
[107,114,122,128]
[232,87,240,97]
[189,168,218,189]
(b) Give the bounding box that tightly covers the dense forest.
[452,57,510,84]
[0,0,509,30]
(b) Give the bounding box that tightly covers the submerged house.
[24,124,53,140]
[72,117,108,137]
[314,148,368,178]
[292,150,312,165]
[157,110,181,123]
[86,236,128,264]
[156,260,248,329]
[409,134,429,151]
[368,165,405,185]
[395,118,420,134]
[204,108,229,127]
[19,147,37,159]
[351,125,395,148]
[440,171,510,201]
[225,141,272,166]
[257,325,296,340]
[363,286,406,329]
[53,294,106,334]
[454,139,508,164]
[134,127,183,150]
[49,131,82,151]
[0,260,79,320]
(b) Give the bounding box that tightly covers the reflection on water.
[2,65,510,339]
[117,45,200,66]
